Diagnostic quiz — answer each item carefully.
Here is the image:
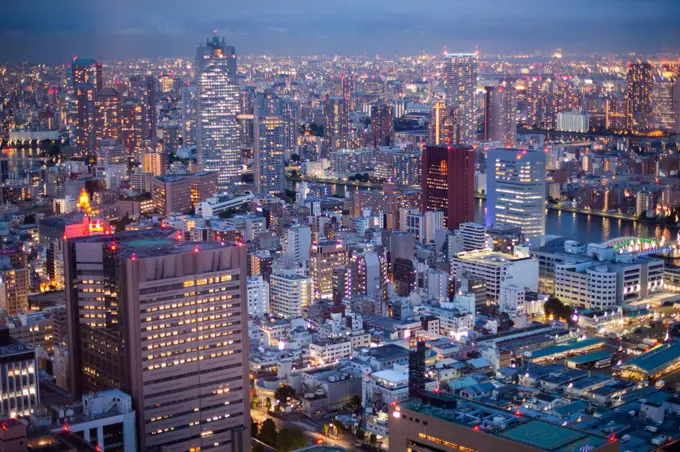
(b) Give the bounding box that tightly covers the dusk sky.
[3,0,680,61]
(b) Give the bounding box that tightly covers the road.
[251,409,361,451]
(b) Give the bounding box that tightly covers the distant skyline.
[2,0,680,62]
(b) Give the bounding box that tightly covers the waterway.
[474,199,676,244]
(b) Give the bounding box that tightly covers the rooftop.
[620,341,680,375]
[454,249,529,265]
[528,338,605,360]
[401,398,609,451]
[564,350,613,366]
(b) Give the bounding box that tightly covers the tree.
[277,428,307,452]
[265,397,272,411]
[252,444,265,452]
[323,424,330,436]
[251,395,260,409]
[370,433,378,445]
[274,384,296,406]
[251,420,260,437]
[356,429,366,441]
[544,296,574,323]
[259,419,278,446]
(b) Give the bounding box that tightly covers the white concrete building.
[457,222,487,251]
[309,338,353,364]
[406,210,444,244]
[270,273,313,318]
[451,249,539,301]
[284,224,312,266]
[427,268,449,303]
[247,275,270,317]
[557,110,590,133]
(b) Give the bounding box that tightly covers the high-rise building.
[254,92,286,194]
[0,258,29,315]
[284,224,312,266]
[627,62,654,131]
[120,99,144,153]
[93,87,121,149]
[605,96,629,131]
[428,100,449,145]
[270,273,313,318]
[483,86,517,146]
[0,328,39,418]
[556,109,589,133]
[408,340,427,398]
[64,229,250,451]
[422,145,475,231]
[247,275,270,318]
[196,35,241,188]
[181,83,198,145]
[444,53,479,144]
[310,240,348,299]
[486,148,547,239]
[371,102,395,148]
[238,87,256,149]
[281,98,299,150]
[128,75,157,139]
[342,73,357,110]
[322,96,350,153]
[72,58,101,153]
[652,76,676,132]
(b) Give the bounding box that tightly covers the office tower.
[238,87,256,149]
[254,91,286,194]
[350,251,387,301]
[627,62,654,131]
[284,224,312,266]
[152,172,218,215]
[605,96,629,130]
[486,148,547,239]
[249,250,273,281]
[332,266,353,303]
[652,76,676,131]
[675,76,680,134]
[371,102,395,148]
[428,100,446,145]
[310,240,348,299]
[0,258,29,315]
[269,273,313,318]
[72,58,101,153]
[128,75,157,139]
[64,229,250,452]
[342,73,356,110]
[181,83,198,145]
[393,258,416,297]
[281,98,300,150]
[196,35,241,188]
[408,340,427,397]
[93,87,121,149]
[322,96,350,153]
[0,328,39,418]
[444,53,479,144]
[405,210,444,244]
[247,275,270,317]
[483,86,517,146]
[120,99,144,153]
[422,145,475,231]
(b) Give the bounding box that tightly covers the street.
[250,409,361,451]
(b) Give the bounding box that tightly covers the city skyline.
[3,0,680,61]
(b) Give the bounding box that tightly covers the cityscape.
[1,3,680,452]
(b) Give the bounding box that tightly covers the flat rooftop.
[529,338,605,360]
[402,398,609,451]
[620,341,680,375]
[454,249,530,265]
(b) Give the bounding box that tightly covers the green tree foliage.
[277,428,307,452]
[544,296,574,323]
[370,433,378,444]
[274,384,296,405]
[259,418,278,446]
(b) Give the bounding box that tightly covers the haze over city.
[3,0,680,60]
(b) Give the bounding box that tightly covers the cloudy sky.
[2,0,679,61]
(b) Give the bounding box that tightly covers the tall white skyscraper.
[196,35,241,188]
[284,224,312,266]
[486,148,547,239]
[445,53,479,145]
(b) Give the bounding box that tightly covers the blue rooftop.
[621,341,680,375]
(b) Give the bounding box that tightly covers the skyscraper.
[371,102,395,148]
[64,229,250,451]
[120,99,144,153]
[444,53,479,144]
[93,87,121,150]
[322,95,350,153]
[255,115,285,194]
[627,62,654,132]
[422,145,475,231]
[181,82,198,145]
[72,58,101,153]
[652,76,676,132]
[128,75,157,139]
[281,97,300,150]
[486,148,547,239]
[196,35,241,188]
[483,85,517,146]
[310,240,348,299]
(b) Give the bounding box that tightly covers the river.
[474,199,677,244]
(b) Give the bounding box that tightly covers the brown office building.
[65,228,250,452]
[422,145,475,231]
[152,171,218,215]
[389,398,617,452]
